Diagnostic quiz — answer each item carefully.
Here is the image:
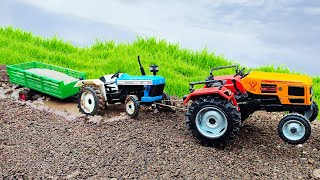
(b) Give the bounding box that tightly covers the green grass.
[0,26,319,112]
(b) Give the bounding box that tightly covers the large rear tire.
[278,113,311,145]
[78,86,105,115]
[185,96,241,147]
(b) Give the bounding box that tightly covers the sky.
[1,0,320,75]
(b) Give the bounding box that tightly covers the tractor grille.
[288,86,304,96]
[149,84,165,97]
[289,98,304,104]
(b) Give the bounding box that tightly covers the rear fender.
[183,87,239,109]
[74,79,107,101]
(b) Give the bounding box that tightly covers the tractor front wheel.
[291,101,318,122]
[185,96,241,147]
[125,95,140,118]
[78,86,105,115]
[308,101,318,122]
[278,113,311,145]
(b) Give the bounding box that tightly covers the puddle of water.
[44,99,81,115]
[44,98,125,118]
[0,84,129,122]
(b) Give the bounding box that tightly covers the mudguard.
[74,79,104,87]
[183,86,239,108]
[74,79,107,101]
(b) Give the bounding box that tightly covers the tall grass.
[0,26,319,110]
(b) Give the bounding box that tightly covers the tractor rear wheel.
[78,85,105,115]
[125,95,140,118]
[278,113,311,145]
[185,96,241,147]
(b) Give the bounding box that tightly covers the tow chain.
[153,102,189,111]
[134,99,189,111]
[153,99,189,111]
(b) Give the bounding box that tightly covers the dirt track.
[1,65,320,179]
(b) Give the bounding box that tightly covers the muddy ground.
[1,65,320,179]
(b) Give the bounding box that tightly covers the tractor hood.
[241,71,314,105]
[116,73,165,86]
[241,71,313,95]
[243,71,312,86]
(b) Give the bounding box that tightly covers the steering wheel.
[234,67,246,78]
[243,69,251,78]
[205,75,214,87]
[111,70,121,79]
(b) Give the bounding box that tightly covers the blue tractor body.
[116,74,166,103]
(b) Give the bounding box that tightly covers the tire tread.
[185,95,241,147]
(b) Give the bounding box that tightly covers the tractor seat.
[100,74,120,85]
[205,75,214,87]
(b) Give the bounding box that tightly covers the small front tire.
[308,101,318,122]
[291,101,318,122]
[125,95,140,118]
[278,113,311,145]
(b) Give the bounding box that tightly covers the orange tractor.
[183,65,318,146]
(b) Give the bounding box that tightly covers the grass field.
[0,26,319,109]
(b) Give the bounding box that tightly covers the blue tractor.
[116,56,171,117]
[75,56,171,117]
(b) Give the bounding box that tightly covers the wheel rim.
[195,107,228,139]
[80,91,95,113]
[126,100,135,115]
[282,120,306,141]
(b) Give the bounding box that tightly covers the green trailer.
[6,61,86,99]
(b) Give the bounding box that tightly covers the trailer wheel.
[18,89,32,101]
[78,86,105,115]
[278,113,311,145]
[185,96,241,147]
[125,95,140,118]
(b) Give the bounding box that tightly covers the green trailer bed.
[6,62,86,99]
